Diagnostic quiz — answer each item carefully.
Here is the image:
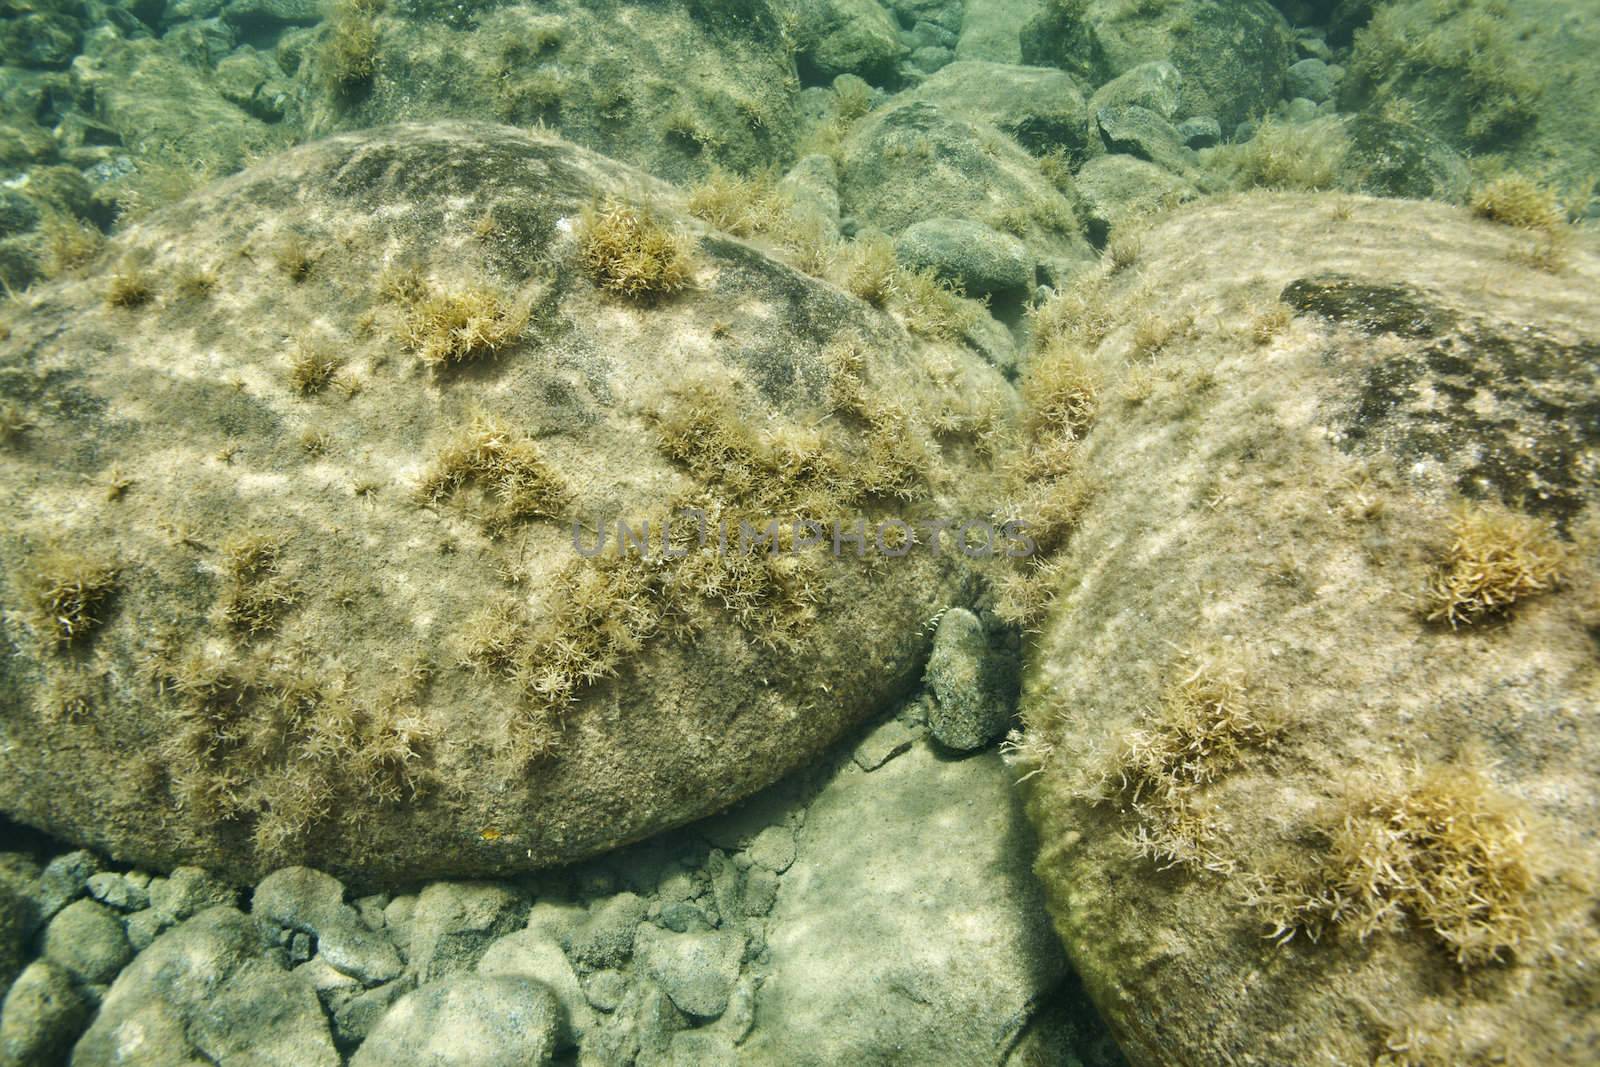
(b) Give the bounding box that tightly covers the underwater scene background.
[0,0,1596,1064]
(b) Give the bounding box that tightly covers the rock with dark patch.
[900,59,1093,158]
[1336,113,1472,204]
[1013,194,1600,1067]
[1023,0,1294,129]
[73,906,340,1067]
[1177,116,1221,149]
[0,124,1016,886]
[1096,104,1192,175]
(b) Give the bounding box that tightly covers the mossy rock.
[1340,0,1600,197]
[837,99,1094,269]
[1336,113,1471,204]
[899,60,1094,160]
[304,0,802,185]
[1022,0,1293,131]
[1013,193,1600,1065]
[0,123,1015,886]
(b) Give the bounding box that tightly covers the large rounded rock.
[0,960,90,1067]
[838,100,1094,268]
[0,123,1012,886]
[1336,113,1471,204]
[72,906,340,1067]
[1340,0,1600,188]
[893,218,1034,299]
[900,59,1093,158]
[1012,194,1600,1065]
[42,899,131,986]
[1023,0,1293,130]
[350,974,561,1067]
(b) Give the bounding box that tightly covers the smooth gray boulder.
[894,218,1034,298]
[924,607,1017,750]
[478,929,595,1046]
[744,738,1066,1064]
[350,975,561,1067]
[72,906,340,1067]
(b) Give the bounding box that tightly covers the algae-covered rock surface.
[1010,193,1600,1065]
[0,121,1014,886]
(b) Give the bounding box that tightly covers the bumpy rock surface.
[0,122,1014,884]
[838,97,1093,271]
[1014,194,1600,1065]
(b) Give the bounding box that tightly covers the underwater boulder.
[0,122,1016,885]
[899,59,1095,159]
[1340,0,1600,194]
[1336,112,1471,204]
[837,99,1095,273]
[1008,193,1600,1065]
[293,0,801,185]
[1022,0,1293,131]
[789,0,905,86]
